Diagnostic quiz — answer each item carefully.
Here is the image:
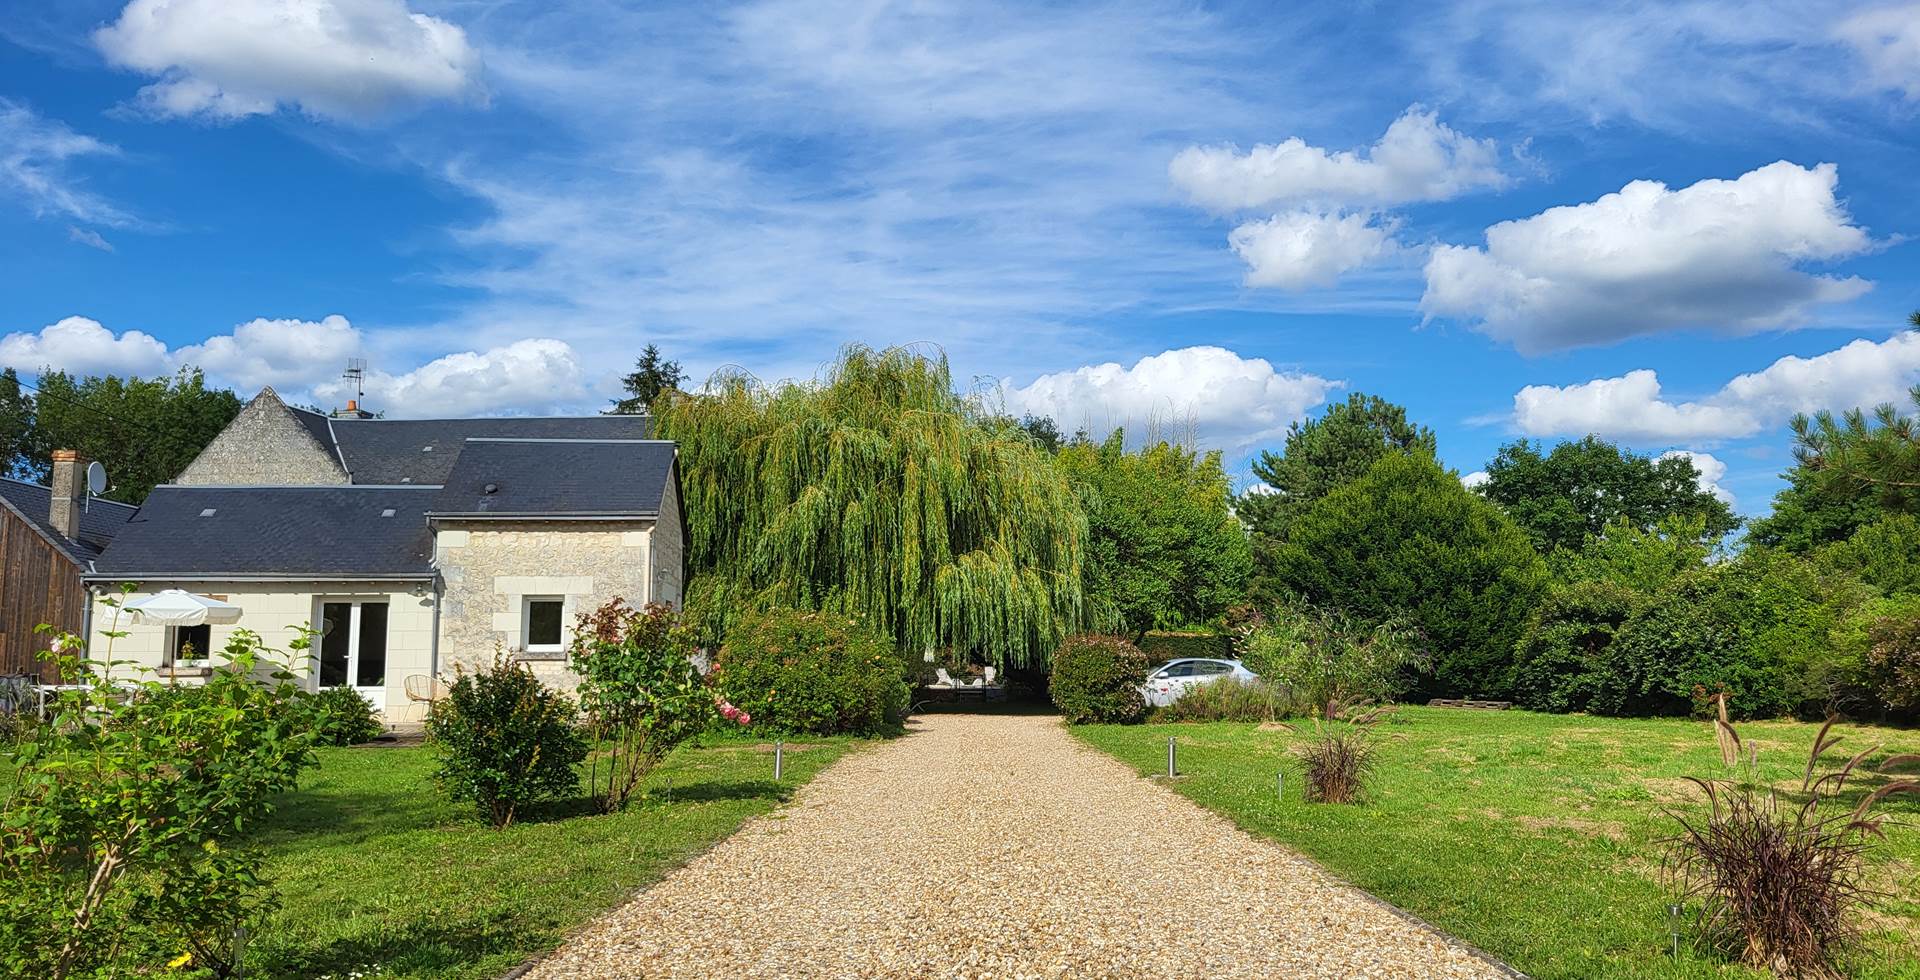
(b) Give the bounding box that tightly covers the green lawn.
[245,736,857,979]
[1074,708,1920,980]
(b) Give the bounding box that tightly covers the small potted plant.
[172,639,209,671]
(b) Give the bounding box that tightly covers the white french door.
[317,600,389,709]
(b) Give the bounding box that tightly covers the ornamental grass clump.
[1295,697,1391,804]
[1663,718,1920,978]
[1155,677,1286,722]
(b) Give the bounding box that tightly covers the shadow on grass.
[256,788,452,843]
[516,778,795,823]
[250,913,538,979]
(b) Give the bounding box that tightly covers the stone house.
[85,388,685,719]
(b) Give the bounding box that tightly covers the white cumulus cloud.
[1422,161,1875,353]
[1170,106,1507,211]
[1461,470,1490,490]
[95,0,482,122]
[311,338,589,417]
[0,316,172,377]
[1836,4,1920,99]
[175,315,362,391]
[1511,331,1920,443]
[1228,210,1398,290]
[1659,450,1735,506]
[999,346,1338,454]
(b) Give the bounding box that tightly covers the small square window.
[523,597,566,656]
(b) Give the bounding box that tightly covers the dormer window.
[199,508,217,517]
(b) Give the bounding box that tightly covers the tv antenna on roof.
[343,358,368,399]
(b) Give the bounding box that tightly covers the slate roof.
[0,477,136,564]
[88,485,436,580]
[430,439,677,518]
[328,416,653,486]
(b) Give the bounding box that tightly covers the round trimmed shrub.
[1050,634,1148,724]
[713,608,909,735]
[308,685,383,746]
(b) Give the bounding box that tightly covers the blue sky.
[2,0,1918,515]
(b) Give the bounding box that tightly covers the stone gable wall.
[434,520,658,691]
[650,469,686,607]
[175,388,348,486]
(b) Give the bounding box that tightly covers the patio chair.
[932,668,959,689]
[403,674,449,722]
[983,666,997,687]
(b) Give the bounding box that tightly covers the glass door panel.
[319,602,352,687]
[356,602,389,688]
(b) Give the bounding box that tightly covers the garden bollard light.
[1667,903,1682,957]
[774,739,784,781]
[1276,770,1285,800]
[1167,736,1177,778]
[233,926,248,979]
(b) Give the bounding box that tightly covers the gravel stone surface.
[524,713,1514,979]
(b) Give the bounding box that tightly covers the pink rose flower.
[736,712,751,725]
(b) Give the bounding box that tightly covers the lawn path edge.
[1071,726,1534,980]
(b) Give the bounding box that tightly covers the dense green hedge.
[1050,634,1148,724]
[713,608,910,735]
[1138,632,1232,664]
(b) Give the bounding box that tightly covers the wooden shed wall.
[0,506,87,680]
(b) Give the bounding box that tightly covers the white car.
[1142,658,1259,707]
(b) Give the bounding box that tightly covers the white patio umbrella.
[124,590,244,626]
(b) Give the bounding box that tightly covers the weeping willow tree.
[655,346,1094,668]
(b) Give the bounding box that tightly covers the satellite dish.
[86,461,108,495]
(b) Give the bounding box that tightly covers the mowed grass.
[1074,708,1920,980]
[245,736,857,979]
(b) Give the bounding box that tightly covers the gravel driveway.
[524,712,1513,979]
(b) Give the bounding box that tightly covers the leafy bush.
[1509,579,1640,714]
[712,607,908,736]
[1866,614,1920,714]
[1050,634,1148,724]
[1155,677,1285,722]
[426,656,587,829]
[1,615,317,979]
[307,685,383,746]
[571,599,740,812]
[1263,452,1548,698]
[1239,603,1425,711]
[1813,515,1920,597]
[1602,551,1864,719]
[1663,720,1919,977]
[1294,699,1390,804]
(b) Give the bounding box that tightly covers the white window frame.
[521,595,567,656]
[166,623,213,667]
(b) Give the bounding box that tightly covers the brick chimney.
[49,449,87,540]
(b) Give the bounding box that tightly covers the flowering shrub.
[571,599,744,812]
[1049,634,1148,724]
[1,602,318,979]
[426,655,587,828]
[712,607,909,735]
